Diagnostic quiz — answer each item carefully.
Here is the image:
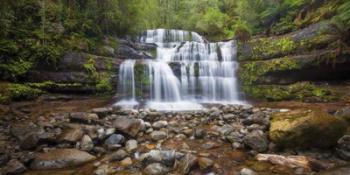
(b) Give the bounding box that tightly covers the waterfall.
[116,29,244,110]
[115,60,138,107]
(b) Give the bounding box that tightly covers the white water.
[115,60,138,108]
[116,29,244,110]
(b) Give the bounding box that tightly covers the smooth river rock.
[30,149,96,170]
[113,117,142,137]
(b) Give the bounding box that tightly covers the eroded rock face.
[30,149,96,170]
[269,110,347,149]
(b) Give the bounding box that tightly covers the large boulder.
[113,117,142,137]
[269,110,347,149]
[30,149,96,170]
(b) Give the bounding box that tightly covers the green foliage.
[240,56,300,85]
[0,83,43,103]
[244,82,336,102]
[232,19,252,42]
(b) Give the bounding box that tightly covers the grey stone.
[144,163,169,175]
[150,131,167,141]
[30,149,96,170]
[152,121,168,130]
[113,117,142,137]
[104,134,125,146]
[243,130,268,152]
[125,140,138,153]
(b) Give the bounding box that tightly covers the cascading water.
[115,60,138,107]
[116,29,244,110]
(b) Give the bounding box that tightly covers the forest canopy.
[0,0,349,81]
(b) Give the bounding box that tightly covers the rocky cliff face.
[23,39,156,94]
[238,21,350,102]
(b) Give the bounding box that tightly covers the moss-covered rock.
[269,110,347,149]
[243,82,337,102]
[238,21,335,61]
[0,83,43,103]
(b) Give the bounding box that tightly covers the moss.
[244,37,297,60]
[243,82,336,102]
[82,56,114,94]
[240,57,300,85]
[0,83,43,103]
[26,81,85,91]
[96,73,113,92]
[270,110,347,149]
[149,49,157,58]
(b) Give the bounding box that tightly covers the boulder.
[2,159,27,174]
[10,123,43,149]
[269,110,347,148]
[30,149,96,170]
[243,130,268,152]
[113,117,142,137]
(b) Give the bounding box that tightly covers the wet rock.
[194,128,206,139]
[10,123,43,149]
[201,141,220,150]
[125,140,138,153]
[150,131,167,141]
[113,117,142,137]
[30,149,96,170]
[152,121,168,130]
[59,127,84,143]
[94,164,115,175]
[144,163,169,175]
[182,128,193,136]
[104,134,125,150]
[223,114,236,121]
[80,135,94,151]
[198,157,214,170]
[217,125,234,135]
[120,157,133,166]
[107,149,128,161]
[92,107,111,118]
[226,132,244,143]
[177,154,198,174]
[243,130,268,152]
[240,168,257,175]
[2,159,27,174]
[70,112,100,124]
[336,135,350,160]
[269,110,347,148]
[142,150,176,167]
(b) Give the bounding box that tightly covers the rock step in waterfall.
[115,29,245,110]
